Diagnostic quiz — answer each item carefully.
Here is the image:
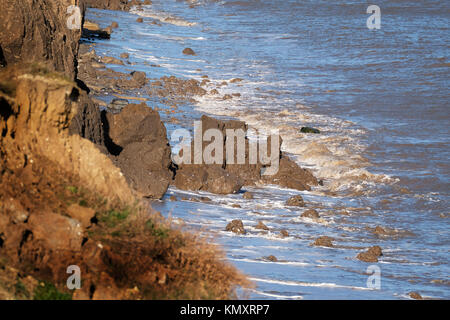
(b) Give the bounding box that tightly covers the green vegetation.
[99,208,130,228]
[145,219,169,239]
[14,280,30,299]
[33,281,72,300]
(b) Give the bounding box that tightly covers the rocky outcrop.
[301,209,319,219]
[357,246,383,262]
[104,103,174,199]
[0,0,84,79]
[313,236,334,247]
[286,195,305,207]
[68,89,106,148]
[225,220,246,235]
[173,115,318,194]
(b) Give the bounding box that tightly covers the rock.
[143,0,152,4]
[301,209,319,219]
[169,195,177,201]
[356,246,382,263]
[230,78,243,83]
[357,252,378,263]
[2,198,29,224]
[368,245,383,257]
[66,204,96,229]
[173,165,242,195]
[101,56,124,65]
[373,226,388,235]
[28,212,84,251]
[108,98,129,111]
[231,204,241,208]
[255,221,269,231]
[225,220,246,235]
[172,114,317,194]
[182,48,196,56]
[232,93,241,97]
[210,89,219,95]
[107,103,173,199]
[243,192,254,199]
[136,18,144,23]
[69,90,106,147]
[120,53,130,59]
[286,195,305,207]
[313,236,334,247]
[263,156,318,191]
[84,21,100,31]
[266,255,277,262]
[409,292,423,300]
[110,21,119,28]
[300,127,320,134]
[222,94,233,100]
[130,71,147,87]
[280,230,289,238]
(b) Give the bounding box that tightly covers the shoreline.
[1,0,447,300]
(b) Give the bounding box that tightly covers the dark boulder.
[301,209,319,219]
[286,195,305,207]
[300,127,320,134]
[182,48,196,56]
[225,220,246,235]
[313,236,334,247]
[105,103,173,199]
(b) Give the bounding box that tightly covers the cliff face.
[0,0,85,80]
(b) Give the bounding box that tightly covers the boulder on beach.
[83,21,112,39]
[173,165,243,195]
[108,98,129,111]
[356,245,383,263]
[265,255,278,262]
[301,208,319,219]
[300,126,320,134]
[280,230,289,238]
[105,103,173,199]
[313,236,334,247]
[182,48,196,55]
[243,191,254,199]
[171,114,318,194]
[409,292,423,300]
[130,71,147,87]
[101,56,124,65]
[255,221,269,231]
[286,195,305,207]
[226,220,246,235]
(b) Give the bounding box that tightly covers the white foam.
[131,7,197,27]
[250,277,374,291]
[250,289,303,300]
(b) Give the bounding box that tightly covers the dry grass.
[0,153,251,299]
